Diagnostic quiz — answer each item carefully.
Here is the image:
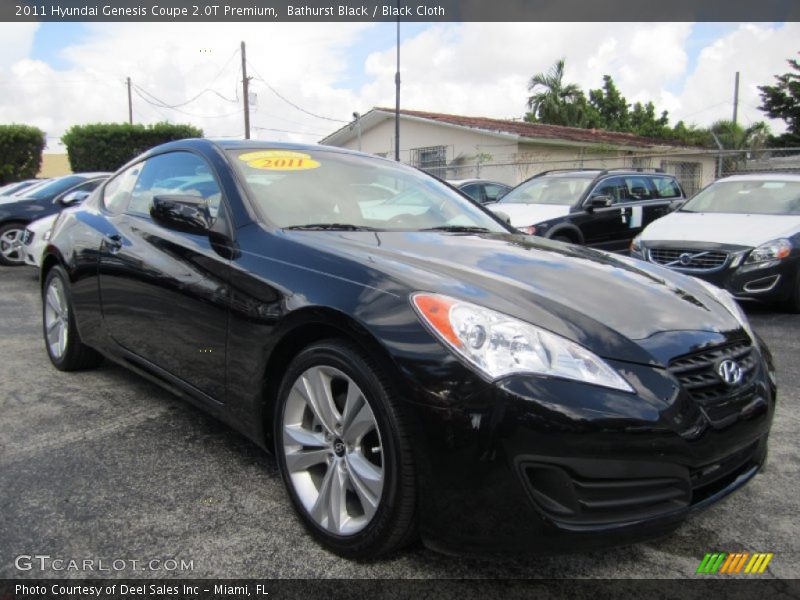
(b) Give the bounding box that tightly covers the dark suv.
[489,168,686,252]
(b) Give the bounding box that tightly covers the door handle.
[103,234,123,252]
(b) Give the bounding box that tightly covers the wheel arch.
[259,306,404,450]
[546,223,584,244]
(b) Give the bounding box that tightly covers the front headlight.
[745,238,791,264]
[694,278,754,342]
[630,234,643,254]
[411,293,633,392]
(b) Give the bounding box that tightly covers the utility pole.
[126,77,133,125]
[241,41,251,140]
[732,71,740,125]
[394,11,400,161]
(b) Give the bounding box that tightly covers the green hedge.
[0,124,46,185]
[62,122,203,172]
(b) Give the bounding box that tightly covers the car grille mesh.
[669,342,757,404]
[648,247,728,270]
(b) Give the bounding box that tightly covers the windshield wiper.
[284,223,379,231]
[420,225,492,233]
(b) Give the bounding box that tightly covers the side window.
[590,176,629,203]
[652,177,682,199]
[622,176,656,202]
[483,184,508,202]
[103,164,144,213]
[127,152,222,219]
[460,183,483,202]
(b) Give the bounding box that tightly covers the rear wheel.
[274,340,416,558]
[42,266,103,370]
[0,222,27,266]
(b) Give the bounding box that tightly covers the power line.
[246,59,348,124]
[132,86,240,119]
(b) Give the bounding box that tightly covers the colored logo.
[696,552,773,575]
[717,359,744,386]
[238,150,320,171]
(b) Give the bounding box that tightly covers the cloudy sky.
[0,21,797,151]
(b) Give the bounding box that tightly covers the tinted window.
[484,183,509,202]
[23,176,86,200]
[621,176,655,201]
[682,179,800,215]
[127,152,222,218]
[500,176,593,206]
[653,177,682,198]
[590,176,629,203]
[104,163,144,213]
[227,148,507,232]
[460,183,482,202]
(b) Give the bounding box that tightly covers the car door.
[605,175,661,250]
[580,176,630,248]
[97,151,231,402]
[651,176,686,215]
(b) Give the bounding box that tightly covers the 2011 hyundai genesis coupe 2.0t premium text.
[41,139,775,558]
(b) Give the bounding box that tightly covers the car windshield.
[22,176,86,200]
[682,179,800,215]
[498,176,593,205]
[227,148,508,232]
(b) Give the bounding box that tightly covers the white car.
[22,213,58,268]
[631,173,800,311]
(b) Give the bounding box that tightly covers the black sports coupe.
[41,139,775,558]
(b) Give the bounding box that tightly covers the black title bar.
[2,0,799,22]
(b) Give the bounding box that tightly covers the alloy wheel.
[44,276,69,360]
[282,365,384,536]
[0,227,25,263]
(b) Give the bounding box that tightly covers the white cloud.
[0,21,797,154]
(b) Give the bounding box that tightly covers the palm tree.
[526,59,584,126]
[709,119,770,151]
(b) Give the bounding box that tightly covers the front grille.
[669,342,765,428]
[669,342,757,404]
[648,247,728,271]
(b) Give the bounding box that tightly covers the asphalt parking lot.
[0,264,798,580]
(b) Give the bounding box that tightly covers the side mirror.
[59,190,91,206]
[151,195,212,235]
[587,195,613,211]
[492,209,512,225]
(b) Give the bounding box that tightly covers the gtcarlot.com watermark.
[15,554,194,573]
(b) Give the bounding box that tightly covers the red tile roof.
[373,107,680,149]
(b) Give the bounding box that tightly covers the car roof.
[718,173,800,182]
[447,179,508,186]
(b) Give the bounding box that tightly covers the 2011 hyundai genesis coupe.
[41,139,776,558]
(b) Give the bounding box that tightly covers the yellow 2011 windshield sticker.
[239,150,320,171]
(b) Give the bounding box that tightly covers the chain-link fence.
[416,146,800,196]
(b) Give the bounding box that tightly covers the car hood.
[285,230,744,366]
[489,203,571,227]
[642,211,800,247]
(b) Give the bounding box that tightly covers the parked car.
[23,212,66,268]
[0,173,109,265]
[448,178,512,204]
[489,168,686,251]
[0,179,44,199]
[42,140,774,558]
[631,173,800,311]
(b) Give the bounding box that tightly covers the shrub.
[0,124,46,185]
[62,122,203,172]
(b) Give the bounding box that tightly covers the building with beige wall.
[38,153,72,178]
[321,108,716,195]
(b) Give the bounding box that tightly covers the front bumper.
[401,342,775,555]
[633,244,798,303]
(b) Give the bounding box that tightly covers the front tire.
[274,339,416,558]
[0,222,27,266]
[42,266,103,371]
